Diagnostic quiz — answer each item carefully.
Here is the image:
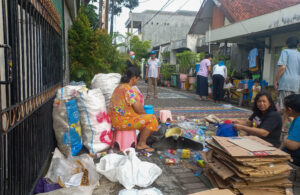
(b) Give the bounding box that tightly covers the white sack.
[44,148,99,195]
[91,73,121,107]
[96,148,162,190]
[77,88,112,154]
[118,188,163,195]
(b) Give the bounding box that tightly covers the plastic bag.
[77,88,112,154]
[91,73,121,108]
[118,188,163,195]
[217,124,237,137]
[53,99,83,156]
[96,148,162,189]
[45,148,99,190]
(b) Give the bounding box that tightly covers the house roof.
[218,0,300,22]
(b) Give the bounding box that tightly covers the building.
[125,10,197,64]
[189,0,300,83]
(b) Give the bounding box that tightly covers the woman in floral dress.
[109,66,158,152]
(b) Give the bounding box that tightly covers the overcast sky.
[94,0,202,35]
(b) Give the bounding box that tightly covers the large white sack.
[96,148,162,190]
[53,98,83,157]
[77,88,112,154]
[91,73,121,107]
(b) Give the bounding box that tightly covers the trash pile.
[204,136,292,195]
[35,74,165,195]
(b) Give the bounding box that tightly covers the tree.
[110,0,139,34]
[69,7,124,85]
[129,35,151,61]
[81,4,99,30]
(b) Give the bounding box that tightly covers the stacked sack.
[53,84,85,156]
[203,136,292,195]
[77,88,112,155]
[91,73,121,108]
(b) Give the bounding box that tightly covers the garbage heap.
[203,136,292,195]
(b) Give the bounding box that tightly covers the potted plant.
[176,51,196,90]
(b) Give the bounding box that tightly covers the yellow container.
[182,149,190,159]
[197,160,205,168]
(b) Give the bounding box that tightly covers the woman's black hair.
[286,36,299,49]
[284,94,300,113]
[205,53,213,59]
[252,92,277,116]
[121,66,141,83]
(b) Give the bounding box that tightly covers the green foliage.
[80,4,99,30]
[69,7,124,85]
[160,63,173,80]
[196,52,206,62]
[161,51,170,62]
[113,0,139,15]
[129,35,151,61]
[176,51,196,74]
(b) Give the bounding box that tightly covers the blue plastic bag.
[216,124,237,137]
[64,99,83,156]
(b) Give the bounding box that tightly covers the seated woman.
[282,94,300,166]
[232,92,282,147]
[109,66,158,152]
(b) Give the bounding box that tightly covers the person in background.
[212,61,227,103]
[224,77,233,99]
[281,94,300,166]
[274,36,300,132]
[197,54,213,101]
[126,51,138,68]
[145,51,161,99]
[232,92,282,147]
[109,66,158,152]
[251,79,261,103]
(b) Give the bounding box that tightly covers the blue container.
[144,105,154,114]
[196,64,200,73]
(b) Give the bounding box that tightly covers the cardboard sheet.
[238,187,286,195]
[212,136,290,157]
[230,178,292,188]
[228,138,275,152]
[188,188,235,195]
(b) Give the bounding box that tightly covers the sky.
[94,0,202,35]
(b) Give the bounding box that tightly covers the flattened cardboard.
[203,151,235,180]
[212,136,290,157]
[231,178,292,188]
[238,187,286,195]
[228,138,275,152]
[188,188,235,195]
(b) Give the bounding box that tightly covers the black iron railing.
[0,0,63,194]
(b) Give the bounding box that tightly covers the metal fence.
[0,0,63,194]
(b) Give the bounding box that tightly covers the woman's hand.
[233,124,243,131]
[231,119,241,124]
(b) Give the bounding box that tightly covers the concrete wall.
[63,0,74,85]
[263,31,300,84]
[139,11,197,48]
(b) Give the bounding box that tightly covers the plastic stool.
[113,130,137,151]
[159,110,172,123]
[144,105,154,114]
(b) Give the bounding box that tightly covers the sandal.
[154,96,158,99]
[137,147,155,153]
[146,95,150,99]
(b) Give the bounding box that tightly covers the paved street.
[93,81,252,195]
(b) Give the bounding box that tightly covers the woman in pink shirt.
[196,54,213,100]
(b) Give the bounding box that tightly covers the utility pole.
[130,11,133,34]
[99,0,103,29]
[110,0,114,35]
[105,0,109,30]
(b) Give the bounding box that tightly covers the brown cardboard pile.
[203,136,293,195]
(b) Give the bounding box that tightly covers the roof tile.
[218,0,300,22]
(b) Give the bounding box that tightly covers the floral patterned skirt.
[112,114,159,131]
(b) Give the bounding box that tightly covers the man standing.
[145,51,161,99]
[196,54,213,101]
[274,36,300,110]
